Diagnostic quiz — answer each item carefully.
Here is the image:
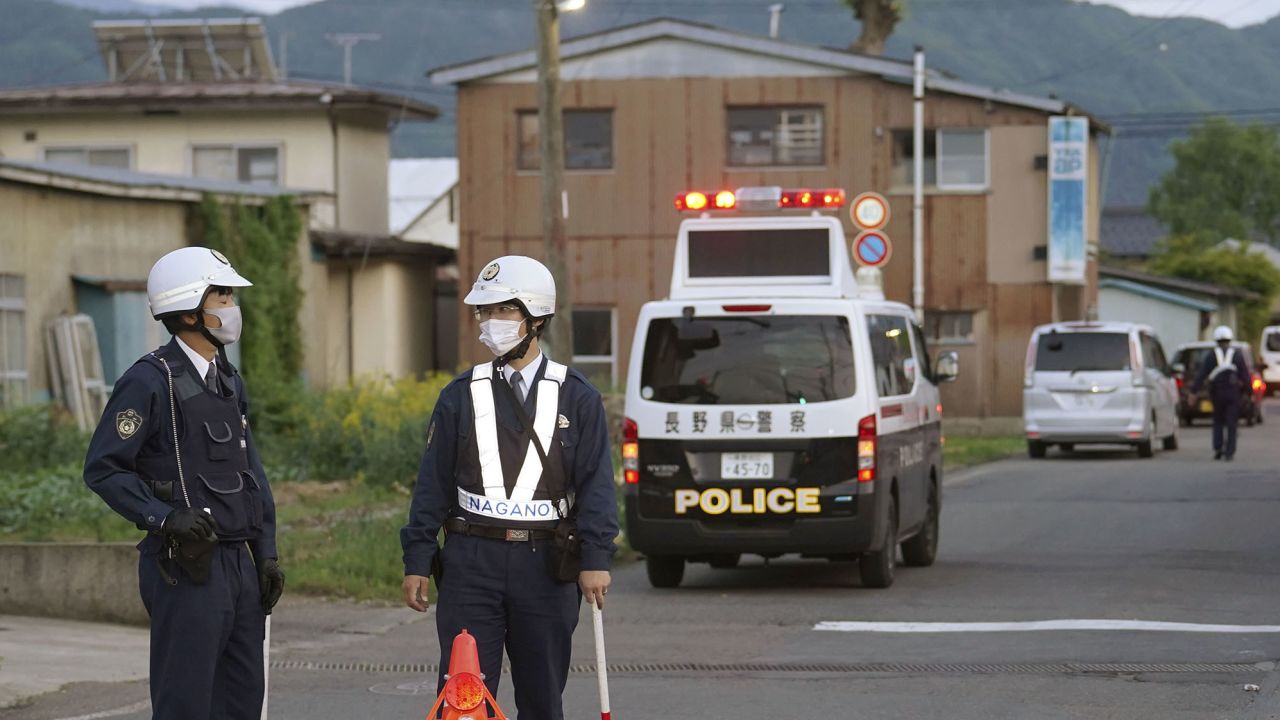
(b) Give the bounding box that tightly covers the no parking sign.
[853,230,892,268]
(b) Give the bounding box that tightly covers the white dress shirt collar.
[175,336,215,385]
[502,351,545,387]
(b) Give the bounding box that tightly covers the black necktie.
[510,370,525,405]
[205,363,219,394]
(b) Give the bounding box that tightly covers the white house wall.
[1098,287,1202,351]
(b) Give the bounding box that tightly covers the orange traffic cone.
[424,629,508,720]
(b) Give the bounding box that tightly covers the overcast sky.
[133,0,1280,29]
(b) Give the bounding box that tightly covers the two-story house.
[431,18,1104,420]
[0,17,446,390]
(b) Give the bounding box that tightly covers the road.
[7,402,1280,719]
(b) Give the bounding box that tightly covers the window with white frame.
[727,106,824,167]
[572,308,616,388]
[43,146,132,169]
[191,145,280,185]
[925,311,975,344]
[891,129,989,190]
[0,274,27,408]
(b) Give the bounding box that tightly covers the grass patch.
[943,435,1025,471]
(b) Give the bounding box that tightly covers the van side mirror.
[935,351,960,383]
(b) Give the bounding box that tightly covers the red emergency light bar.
[675,187,846,212]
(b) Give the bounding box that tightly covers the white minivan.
[1260,326,1280,395]
[623,186,958,590]
[1023,322,1179,458]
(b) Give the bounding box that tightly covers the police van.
[622,186,959,590]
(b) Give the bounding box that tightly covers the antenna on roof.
[325,33,382,86]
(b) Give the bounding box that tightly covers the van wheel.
[1246,411,1256,427]
[1162,433,1179,451]
[1137,439,1154,458]
[1028,440,1047,459]
[708,553,740,569]
[860,497,898,589]
[645,555,684,588]
[901,484,939,568]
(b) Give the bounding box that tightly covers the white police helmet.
[147,247,252,319]
[463,255,556,318]
[1213,325,1234,342]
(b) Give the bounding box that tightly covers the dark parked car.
[1171,342,1265,427]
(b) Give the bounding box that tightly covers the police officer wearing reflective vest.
[401,255,618,719]
[83,247,284,720]
[1192,325,1252,461]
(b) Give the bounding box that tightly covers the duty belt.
[444,517,555,542]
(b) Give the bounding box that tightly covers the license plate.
[721,452,774,480]
[1199,400,1213,413]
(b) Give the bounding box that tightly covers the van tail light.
[1253,375,1265,394]
[622,416,639,484]
[1175,376,1184,391]
[857,414,876,482]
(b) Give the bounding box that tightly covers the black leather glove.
[258,558,285,615]
[162,507,217,543]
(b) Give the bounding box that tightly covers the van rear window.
[640,315,855,405]
[1268,332,1280,352]
[1035,332,1131,372]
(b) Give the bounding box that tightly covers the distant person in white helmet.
[83,247,283,720]
[1192,325,1251,461]
[400,255,619,719]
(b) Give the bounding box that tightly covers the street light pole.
[535,0,574,360]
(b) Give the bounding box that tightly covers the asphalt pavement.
[4,401,1279,719]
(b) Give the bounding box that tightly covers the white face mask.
[204,306,243,346]
[479,319,525,356]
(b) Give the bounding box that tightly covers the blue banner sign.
[1048,116,1088,284]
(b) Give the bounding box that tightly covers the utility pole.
[912,45,925,323]
[769,4,785,38]
[325,33,380,86]
[535,0,574,360]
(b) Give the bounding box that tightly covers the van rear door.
[631,307,861,524]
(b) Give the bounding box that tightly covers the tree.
[1148,118,1280,248]
[1150,235,1280,342]
[842,0,904,56]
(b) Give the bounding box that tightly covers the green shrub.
[0,404,89,473]
[259,373,454,488]
[0,463,135,541]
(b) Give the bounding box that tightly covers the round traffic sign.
[850,192,890,231]
[853,230,892,268]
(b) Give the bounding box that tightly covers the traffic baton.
[591,601,612,720]
[261,616,271,720]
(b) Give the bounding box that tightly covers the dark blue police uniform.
[84,338,276,720]
[1193,345,1251,459]
[401,356,618,720]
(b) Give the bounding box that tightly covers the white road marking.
[53,700,150,720]
[814,620,1280,634]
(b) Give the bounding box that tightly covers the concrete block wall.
[0,543,147,625]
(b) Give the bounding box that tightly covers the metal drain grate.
[272,660,1268,676]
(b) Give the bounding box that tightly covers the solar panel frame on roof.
[93,18,278,83]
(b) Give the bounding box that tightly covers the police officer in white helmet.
[401,255,618,718]
[1192,325,1251,460]
[84,247,284,719]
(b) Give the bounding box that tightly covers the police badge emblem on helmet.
[116,409,143,440]
[481,263,500,281]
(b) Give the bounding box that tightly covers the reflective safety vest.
[1209,347,1238,382]
[454,360,571,528]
